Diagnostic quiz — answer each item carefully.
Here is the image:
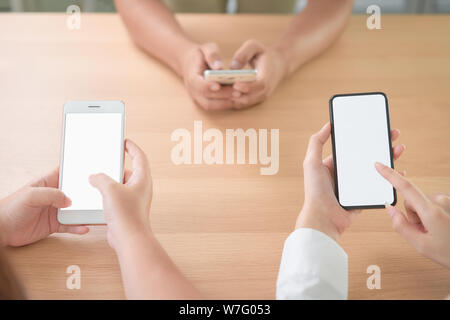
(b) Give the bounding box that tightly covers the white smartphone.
[57,101,125,225]
[204,69,257,85]
[329,92,396,210]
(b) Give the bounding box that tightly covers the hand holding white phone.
[58,100,125,225]
[204,69,257,85]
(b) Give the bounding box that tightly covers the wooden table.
[0,13,449,300]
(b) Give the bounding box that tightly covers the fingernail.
[232,91,241,98]
[212,60,223,69]
[210,83,220,91]
[402,144,406,150]
[231,60,242,69]
[375,162,384,169]
[66,197,72,206]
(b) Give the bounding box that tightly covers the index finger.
[375,162,430,221]
[192,48,227,96]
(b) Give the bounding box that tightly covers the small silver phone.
[204,69,257,85]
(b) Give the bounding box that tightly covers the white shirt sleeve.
[276,228,348,300]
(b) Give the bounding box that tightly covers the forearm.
[274,0,354,76]
[115,231,201,300]
[115,0,197,76]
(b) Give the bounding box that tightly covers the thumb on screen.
[89,173,117,196]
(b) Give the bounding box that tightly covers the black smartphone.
[329,92,396,210]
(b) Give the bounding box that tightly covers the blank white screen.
[60,113,122,211]
[332,94,394,207]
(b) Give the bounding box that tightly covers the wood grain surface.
[0,13,449,299]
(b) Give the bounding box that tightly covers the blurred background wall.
[1,0,450,13]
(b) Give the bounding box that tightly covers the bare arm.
[115,232,201,299]
[275,0,354,76]
[89,140,200,299]
[115,0,235,110]
[230,0,354,108]
[115,0,195,76]
[115,0,354,110]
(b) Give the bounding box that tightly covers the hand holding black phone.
[329,92,396,209]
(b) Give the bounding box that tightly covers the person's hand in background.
[296,123,405,241]
[230,40,287,109]
[225,1,355,109]
[116,0,353,111]
[180,43,236,111]
[0,168,89,247]
[375,163,450,268]
[89,139,200,299]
